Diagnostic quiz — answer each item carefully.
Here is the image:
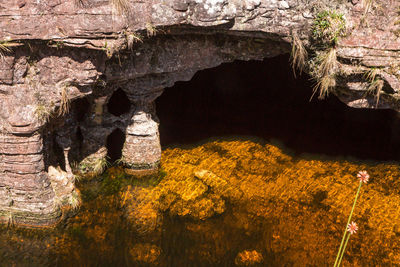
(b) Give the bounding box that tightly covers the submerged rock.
[235,250,264,266]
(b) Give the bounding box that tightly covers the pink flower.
[357,170,369,183]
[347,221,358,235]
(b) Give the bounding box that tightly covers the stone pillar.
[0,133,60,226]
[122,93,162,173]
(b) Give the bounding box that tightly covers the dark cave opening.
[53,137,66,171]
[107,88,131,116]
[156,54,400,161]
[73,97,90,122]
[106,128,126,162]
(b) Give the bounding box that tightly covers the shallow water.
[1,137,400,266]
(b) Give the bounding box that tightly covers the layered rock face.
[0,0,399,225]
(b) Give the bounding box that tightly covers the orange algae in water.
[159,139,400,265]
[1,138,400,266]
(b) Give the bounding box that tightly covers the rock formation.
[0,0,399,225]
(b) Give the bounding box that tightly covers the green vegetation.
[35,103,52,123]
[312,10,346,47]
[102,41,113,59]
[309,10,346,99]
[124,30,143,50]
[334,171,369,267]
[79,157,110,175]
[145,23,158,37]
[99,167,165,196]
[68,190,81,210]
[34,92,54,123]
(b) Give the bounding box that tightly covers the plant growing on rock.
[290,30,308,76]
[362,0,374,16]
[123,30,143,50]
[312,11,346,47]
[35,103,52,123]
[68,190,81,210]
[334,170,369,267]
[0,40,20,60]
[364,68,384,108]
[146,23,158,37]
[110,0,130,15]
[79,157,110,175]
[310,10,346,99]
[58,85,71,116]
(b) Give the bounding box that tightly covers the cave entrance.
[107,88,131,116]
[156,54,400,161]
[106,128,125,162]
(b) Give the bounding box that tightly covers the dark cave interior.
[106,128,126,162]
[156,54,400,161]
[107,88,131,116]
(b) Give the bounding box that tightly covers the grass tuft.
[364,68,384,108]
[312,74,336,100]
[79,157,110,176]
[124,30,143,50]
[58,86,70,116]
[290,31,308,76]
[0,41,20,60]
[362,0,373,16]
[0,44,11,60]
[93,157,109,175]
[146,23,158,37]
[35,104,52,123]
[69,190,81,210]
[310,48,338,100]
[110,0,130,15]
[319,47,337,77]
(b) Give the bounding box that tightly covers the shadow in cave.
[106,128,126,162]
[107,88,132,116]
[156,54,400,161]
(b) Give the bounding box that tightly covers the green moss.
[123,160,160,170]
[99,167,165,195]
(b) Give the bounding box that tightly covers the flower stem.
[333,180,362,267]
[337,233,351,267]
